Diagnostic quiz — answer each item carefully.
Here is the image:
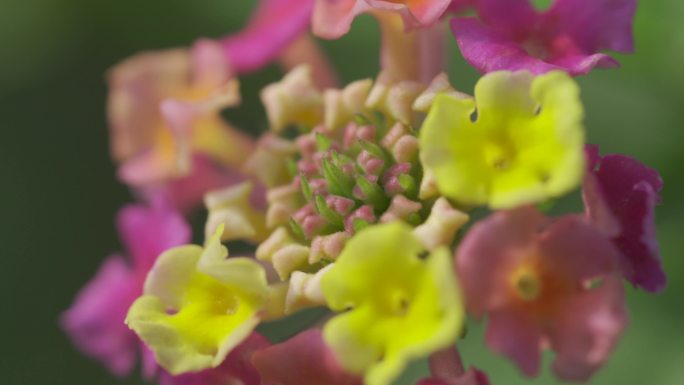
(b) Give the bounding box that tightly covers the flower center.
[512,268,541,301]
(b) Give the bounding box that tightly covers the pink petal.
[538,214,622,285]
[191,39,233,89]
[456,207,546,316]
[313,0,370,39]
[545,48,619,75]
[117,204,191,270]
[585,150,666,292]
[582,146,622,238]
[252,329,363,385]
[544,0,636,53]
[221,0,314,73]
[451,18,562,75]
[549,278,627,382]
[60,256,140,376]
[486,306,543,377]
[366,0,452,28]
[106,49,189,162]
[160,333,271,385]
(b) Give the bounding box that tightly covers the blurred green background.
[1,0,682,384]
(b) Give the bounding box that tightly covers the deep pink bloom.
[456,207,627,381]
[451,0,636,75]
[583,145,666,292]
[159,333,270,385]
[252,329,363,385]
[61,204,191,376]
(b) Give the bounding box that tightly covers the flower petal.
[221,0,314,73]
[549,278,627,382]
[252,329,363,385]
[61,256,139,376]
[544,0,636,53]
[475,0,537,36]
[485,306,543,377]
[451,18,561,75]
[117,204,191,270]
[313,0,370,39]
[584,150,666,292]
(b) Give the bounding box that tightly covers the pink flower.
[252,329,363,385]
[61,204,190,376]
[456,207,627,381]
[451,0,636,75]
[159,333,270,385]
[108,45,254,210]
[313,0,452,39]
[583,145,666,292]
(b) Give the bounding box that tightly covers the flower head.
[61,204,190,376]
[583,145,666,292]
[420,70,584,209]
[126,227,269,374]
[456,207,627,381]
[321,222,464,385]
[451,0,636,75]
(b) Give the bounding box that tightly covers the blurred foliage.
[0,1,682,384]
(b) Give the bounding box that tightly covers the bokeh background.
[1,0,682,384]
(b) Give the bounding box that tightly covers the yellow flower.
[321,222,464,385]
[419,71,585,209]
[125,226,268,375]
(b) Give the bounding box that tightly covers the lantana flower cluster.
[63,1,666,384]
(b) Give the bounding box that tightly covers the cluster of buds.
[62,1,665,385]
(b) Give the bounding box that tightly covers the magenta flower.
[252,329,363,385]
[61,204,190,376]
[159,333,270,385]
[456,207,627,381]
[583,145,666,293]
[451,0,636,75]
